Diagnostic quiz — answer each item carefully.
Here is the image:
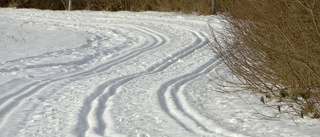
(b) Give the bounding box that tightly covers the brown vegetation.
[212,0,320,118]
[0,0,212,15]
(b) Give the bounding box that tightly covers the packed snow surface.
[0,8,319,137]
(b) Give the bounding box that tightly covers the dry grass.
[0,0,212,15]
[212,0,320,118]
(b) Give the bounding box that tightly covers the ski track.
[79,31,211,137]
[76,27,170,137]
[0,9,248,137]
[157,59,220,135]
[0,24,168,131]
[164,58,249,137]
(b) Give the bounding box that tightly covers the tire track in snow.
[0,34,102,101]
[0,10,229,136]
[173,76,250,137]
[1,11,209,76]
[85,74,141,136]
[0,32,105,75]
[158,58,249,137]
[79,31,210,137]
[0,33,108,119]
[0,25,169,130]
[72,26,168,136]
[0,13,163,75]
[157,60,219,135]
[0,26,140,74]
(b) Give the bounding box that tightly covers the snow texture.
[0,8,319,137]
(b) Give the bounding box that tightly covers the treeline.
[0,0,212,14]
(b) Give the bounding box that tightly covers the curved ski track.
[0,24,169,130]
[157,58,247,137]
[0,10,243,137]
[78,31,210,137]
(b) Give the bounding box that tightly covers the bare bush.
[212,0,320,118]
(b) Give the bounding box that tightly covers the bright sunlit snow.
[0,8,319,137]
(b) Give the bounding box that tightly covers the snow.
[0,8,319,137]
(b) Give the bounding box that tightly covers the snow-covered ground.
[0,8,319,137]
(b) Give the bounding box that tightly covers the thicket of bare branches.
[212,0,320,118]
